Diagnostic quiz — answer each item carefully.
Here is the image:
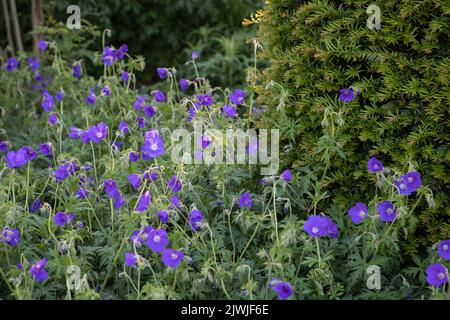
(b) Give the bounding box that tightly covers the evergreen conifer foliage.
[257,0,450,253]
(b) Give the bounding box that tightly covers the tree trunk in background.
[2,0,15,53]
[9,0,24,52]
[32,0,44,54]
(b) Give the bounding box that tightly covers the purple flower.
[170,195,180,209]
[117,44,128,59]
[222,104,237,118]
[113,193,126,209]
[280,169,292,182]
[48,114,58,126]
[129,151,139,162]
[1,227,20,246]
[197,135,212,149]
[426,263,448,287]
[104,179,119,198]
[269,278,294,300]
[153,90,166,102]
[339,88,355,102]
[197,94,213,107]
[5,150,27,169]
[191,51,200,60]
[41,93,55,112]
[5,57,19,72]
[158,210,169,223]
[157,68,168,79]
[39,143,52,157]
[146,229,170,253]
[323,216,339,238]
[88,122,108,143]
[136,116,145,129]
[180,79,190,91]
[74,188,89,199]
[86,92,96,105]
[102,46,117,66]
[161,249,184,268]
[377,201,397,223]
[72,64,82,79]
[30,258,48,283]
[135,191,151,212]
[189,208,204,231]
[167,175,182,193]
[141,132,165,160]
[69,127,82,139]
[101,86,111,97]
[187,106,197,122]
[29,199,41,212]
[128,174,141,190]
[348,202,368,224]
[229,89,246,106]
[438,239,450,260]
[38,40,47,51]
[394,171,422,196]
[56,91,64,102]
[27,57,40,72]
[134,95,146,111]
[121,70,129,83]
[367,157,383,173]
[0,141,9,152]
[54,211,74,226]
[124,252,138,268]
[130,229,148,247]
[238,192,252,209]
[118,121,130,134]
[143,105,156,118]
[304,215,328,237]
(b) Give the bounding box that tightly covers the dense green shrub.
[256,0,450,254]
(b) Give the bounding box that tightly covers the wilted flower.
[157,67,168,79]
[0,141,9,152]
[367,157,383,173]
[74,187,89,199]
[339,88,355,102]
[146,229,170,253]
[189,208,204,231]
[191,51,200,60]
[377,201,397,223]
[29,199,41,213]
[118,121,130,134]
[30,258,48,283]
[161,249,184,268]
[129,151,139,162]
[135,191,151,212]
[269,278,293,300]
[121,70,129,83]
[0,227,20,246]
[88,122,108,143]
[438,239,450,260]
[113,193,126,209]
[238,192,252,209]
[348,202,368,224]
[134,95,146,111]
[136,116,145,129]
[425,263,448,287]
[56,91,64,102]
[229,89,246,105]
[170,195,180,209]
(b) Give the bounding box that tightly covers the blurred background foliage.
[0,0,263,86]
